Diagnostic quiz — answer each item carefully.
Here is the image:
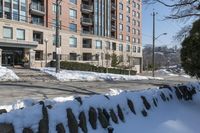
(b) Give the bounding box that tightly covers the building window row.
[3,26,25,40]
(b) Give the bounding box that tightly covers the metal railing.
[30,3,45,12]
[81,4,93,12]
[81,17,93,24]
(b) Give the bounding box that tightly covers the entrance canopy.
[0,38,38,49]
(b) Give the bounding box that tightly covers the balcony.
[30,18,44,26]
[111,3,116,10]
[30,3,45,16]
[82,30,94,35]
[81,4,93,13]
[111,24,116,31]
[81,17,93,25]
[111,14,116,20]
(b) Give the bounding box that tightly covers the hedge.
[50,61,137,75]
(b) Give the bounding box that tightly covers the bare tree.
[143,0,200,20]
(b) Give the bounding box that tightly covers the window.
[83,53,92,61]
[112,43,116,51]
[137,12,140,19]
[133,37,136,43]
[137,29,140,35]
[106,41,110,50]
[96,40,102,49]
[69,53,77,60]
[33,31,43,44]
[3,27,12,39]
[16,29,25,40]
[35,50,43,60]
[69,9,77,19]
[126,26,130,32]
[127,0,130,4]
[119,34,123,40]
[119,13,123,20]
[137,21,140,27]
[133,1,136,8]
[70,0,77,4]
[133,19,136,26]
[138,38,141,44]
[119,44,123,51]
[83,38,92,48]
[119,3,123,10]
[69,37,77,48]
[133,46,137,52]
[126,44,130,52]
[119,24,123,31]
[133,11,136,17]
[133,28,136,34]
[69,23,77,32]
[127,6,130,13]
[52,3,61,14]
[126,16,130,23]
[137,47,141,53]
[137,3,140,10]
[126,36,130,42]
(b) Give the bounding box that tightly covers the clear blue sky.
[142,3,186,48]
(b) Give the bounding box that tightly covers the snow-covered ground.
[156,69,192,78]
[0,82,200,133]
[0,66,19,81]
[41,67,163,82]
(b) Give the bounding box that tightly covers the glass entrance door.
[2,51,14,66]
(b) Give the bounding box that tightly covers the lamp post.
[44,38,48,67]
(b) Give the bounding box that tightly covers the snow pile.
[156,69,179,76]
[0,82,200,133]
[41,67,163,82]
[0,67,19,81]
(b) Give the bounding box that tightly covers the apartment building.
[0,0,143,73]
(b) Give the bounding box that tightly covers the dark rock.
[109,109,118,124]
[169,94,173,99]
[103,109,110,122]
[141,96,151,110]
[23,128,33,133]
[160,92,167,102]
[67,108,78,133]
[117,105,125,122]
[79,111,88,133]
[104,95,110,100]
[153,98,157,107]
[88,107,97,129]
[56,123,65,133]
[141,109,148,117]
[107,126,114,133]
[97,108,109,128]
[75,97,82,105]
[127,99,136,114]
[0,123,14,133]
[175,87,183,100]
[0,109,7,115]
[39,104,49,133]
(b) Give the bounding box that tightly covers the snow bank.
[0,67,19,81]
[0,82,200,133]
[41,67,163,82]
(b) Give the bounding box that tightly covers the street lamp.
[44,38,48,67]
[152,32,167,77]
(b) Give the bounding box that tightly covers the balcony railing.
[111,14,116,20]
[30,3,45,15]
[82,30,94,35]
[81,17,93,25]
[81,4,93,13]
[111,3,116,10]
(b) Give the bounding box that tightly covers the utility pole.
[56,0,61,73]
[152,11,156,77]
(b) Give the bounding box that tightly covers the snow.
[0,66,19,81]
[0,82,200,133]
[41,67,163,82]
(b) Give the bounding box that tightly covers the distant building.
[0,0,142,73]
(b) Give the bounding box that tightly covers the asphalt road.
[0,75,198,105]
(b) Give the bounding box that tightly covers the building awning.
[0,38,38,49]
